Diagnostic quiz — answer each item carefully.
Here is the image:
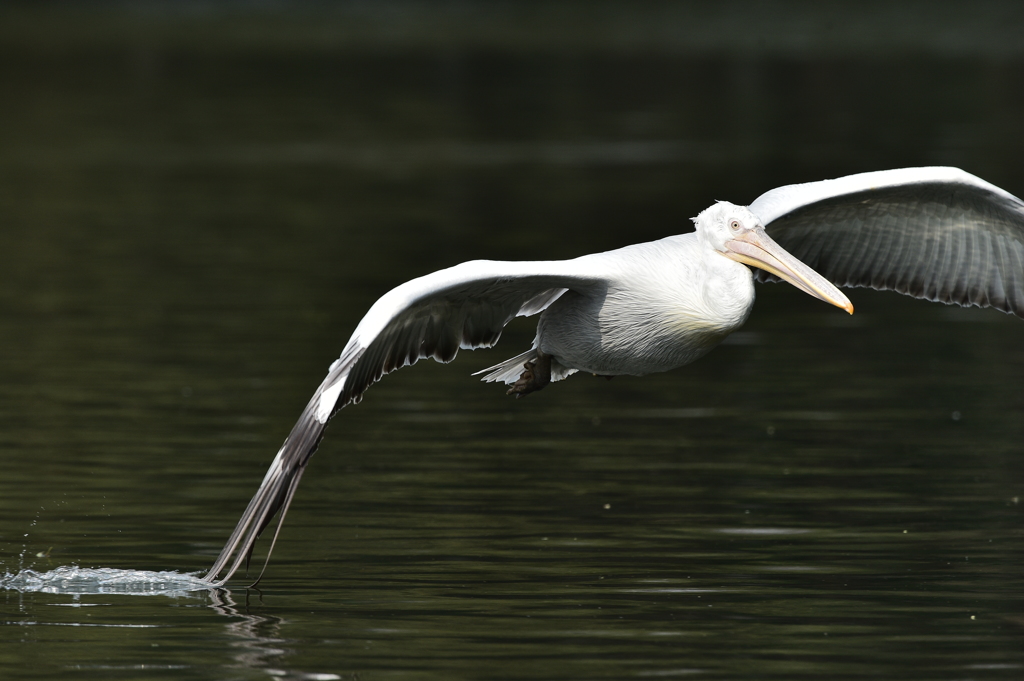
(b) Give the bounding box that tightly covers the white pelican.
[203,166,1024,585]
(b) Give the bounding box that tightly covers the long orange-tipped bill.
[725,226,854,314]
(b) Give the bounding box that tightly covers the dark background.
[1,3,1022,680]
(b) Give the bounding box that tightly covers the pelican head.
[694,201,854,314]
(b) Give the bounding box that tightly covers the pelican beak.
[724,226,854,314]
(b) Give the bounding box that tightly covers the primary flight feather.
[203,166,1024,585]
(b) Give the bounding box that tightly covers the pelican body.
[532,233,754,377]
[204,167,1024,585]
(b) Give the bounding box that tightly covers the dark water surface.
[1,3,1023,679]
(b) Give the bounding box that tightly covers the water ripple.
[1,566,213,597]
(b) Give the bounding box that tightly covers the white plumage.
[204,167,1024,586]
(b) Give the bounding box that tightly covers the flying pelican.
[203,166,1024,586]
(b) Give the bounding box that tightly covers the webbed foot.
[507,353,552,398]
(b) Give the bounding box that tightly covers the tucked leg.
[507,352,552,398]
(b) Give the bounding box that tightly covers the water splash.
[1,565,214,597]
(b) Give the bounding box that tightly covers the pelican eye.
[728,219,742,233]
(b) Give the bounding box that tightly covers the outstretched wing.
[750,167,1024,318]
[203,258,602,585]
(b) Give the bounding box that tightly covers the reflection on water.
[1,571,341,679]
[207,589,339,679]
[1,2,1023,680]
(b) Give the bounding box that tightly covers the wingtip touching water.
[202,167,1024,585]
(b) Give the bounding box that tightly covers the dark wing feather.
[750,168,1024,318]
[203,259,599,585]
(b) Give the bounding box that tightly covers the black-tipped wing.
[750,167,1024,318]
[203,258,602,585]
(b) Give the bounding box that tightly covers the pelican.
[203,166,1024,585]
